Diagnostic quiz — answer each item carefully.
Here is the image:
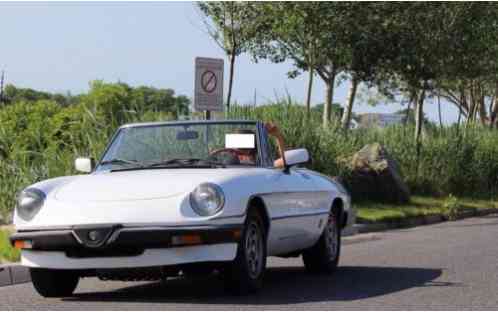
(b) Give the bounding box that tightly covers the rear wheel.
[30,268,79,298]
[302,209,341,273]
[223,209,267,294]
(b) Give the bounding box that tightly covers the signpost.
[194,57,224,119]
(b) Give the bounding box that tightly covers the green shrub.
[443,194,462,221]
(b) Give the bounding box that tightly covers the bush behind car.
[1,83,498,220]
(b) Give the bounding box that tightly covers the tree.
[371,3,496,143]
[337,3,402,131]
[198,2,258,111]
[248,3,396,128]
[311,102,343,118]
[429,3,498,127]
[247,3,348,126]
[394,107,429,125]
[130,86,189,116]
[2,84,77,106]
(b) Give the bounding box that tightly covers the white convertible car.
[10,120,352,297]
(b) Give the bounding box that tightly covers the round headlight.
[16,188,45,221]
[190,183,225,217]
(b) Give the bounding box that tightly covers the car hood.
[53,169,243,202]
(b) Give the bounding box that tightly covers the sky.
[0,1,460,123]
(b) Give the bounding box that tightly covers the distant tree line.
[0,81,190,117]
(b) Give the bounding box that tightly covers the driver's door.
[257,124,329,256]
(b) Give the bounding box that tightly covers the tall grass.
[1,93,498,221]
[229,103,498,200]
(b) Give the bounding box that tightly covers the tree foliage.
[198,2,259,110]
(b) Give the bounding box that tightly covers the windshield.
[97,122,260,171]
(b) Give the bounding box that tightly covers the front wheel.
[223,209,267,294]
[302,210,341,273]
[30,268,79,298]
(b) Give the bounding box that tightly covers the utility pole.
[0,70,4,106]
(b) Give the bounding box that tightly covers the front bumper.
[10,224,241,269]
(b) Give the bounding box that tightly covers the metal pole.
[0,70,4,106]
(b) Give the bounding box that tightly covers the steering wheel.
[209,148,241,165]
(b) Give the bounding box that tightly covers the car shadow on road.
[64,266,455,305]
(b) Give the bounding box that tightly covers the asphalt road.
[2,214,498,310]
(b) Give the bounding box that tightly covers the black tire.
[30,268,79,298]
[223,209,267,294]
[302,209,341,274]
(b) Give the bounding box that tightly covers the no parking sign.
[194,57,224,112]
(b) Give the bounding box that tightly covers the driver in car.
[217,123,286,167]
[230,128,259,165]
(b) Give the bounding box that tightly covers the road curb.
[355,208,498,234]
[0,264,30,287]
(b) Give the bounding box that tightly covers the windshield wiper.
[100,158,143,167]
[146,158,226,168]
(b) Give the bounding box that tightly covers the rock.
[347,143,410,203]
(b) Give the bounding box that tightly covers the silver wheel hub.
[325,213,339,260]
[245,221,263,279]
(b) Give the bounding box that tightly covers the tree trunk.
[341,77,359,131]
[226,50,236,112]
[490,83,498,128]
[322,69,336,127]
[305,66,314,118]
[437,95,443,129]
[457,91,463,130]
[404,93,414,125]
[473,98,479,122]
[414,88,426,144]
[467,82,476,126]
[478,94,487,126]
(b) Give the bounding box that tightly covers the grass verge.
[355,195,498,224]
[0,229,20,263]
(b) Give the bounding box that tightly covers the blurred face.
[228,130,257,162]
[237,148,255,155]
[236,148,256,161]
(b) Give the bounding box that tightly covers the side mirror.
[75,157,94,173]
[284,148,310,168]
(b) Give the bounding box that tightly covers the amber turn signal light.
[13,240,32,249]
[233,230,242,239]
[171,234,202,246]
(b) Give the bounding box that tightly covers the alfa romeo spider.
[10,120,352,297]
